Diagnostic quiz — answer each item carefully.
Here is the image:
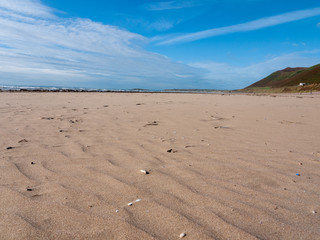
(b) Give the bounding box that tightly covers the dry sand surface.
[0,92,320,240]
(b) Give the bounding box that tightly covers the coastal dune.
[0,92,320,239]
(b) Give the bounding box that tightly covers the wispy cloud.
[157,7,320,45]
[148,19,176,31]
[0,0,55,18]
[143,1,201,11]
[190,50,320,89]
[0,0,203,89]
[128,17,177,32]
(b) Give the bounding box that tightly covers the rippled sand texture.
[1,92,320,240]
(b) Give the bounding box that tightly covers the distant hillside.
[246,64,320,89]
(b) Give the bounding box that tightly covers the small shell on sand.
[128,202,133,206]
[179,233,186,238]
[140,170,149,174]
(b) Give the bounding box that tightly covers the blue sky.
[0,0,320,89]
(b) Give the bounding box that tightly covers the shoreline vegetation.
[243,64,320,93]
[239,83,320,94]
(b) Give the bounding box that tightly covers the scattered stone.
[179,233,186,238]
[283,188,287,190]
[140,170,149,174]
[299,163,303,165]
[167,148,177,153]
[18,139,28,143]
[116,210,119,213]
[128,202,133,206]
[312,210,317,214]
[26,188,33,191]
[274,206,278,210]
[6,147,14,150]
[135,199,141,202]
[103,105,109,107]
[31,162,35,165]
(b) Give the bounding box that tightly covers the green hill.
[244,64,320,92]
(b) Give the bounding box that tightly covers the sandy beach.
[0,92,319,240]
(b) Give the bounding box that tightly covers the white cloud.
[0,0,203,89]
[144,1,201,11]
[157,7,320,45]
[0,0,55,18]
[148,19,175,31]
[190,50,320,89]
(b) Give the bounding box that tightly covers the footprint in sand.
[214,126,230,129]
[41,117,54,120]
[279,120,303,125]
[144,121,159,127]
